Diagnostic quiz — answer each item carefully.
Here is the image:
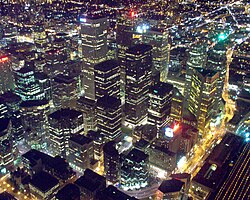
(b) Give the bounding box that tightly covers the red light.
[173,123,180,132]
[0,56,9,63]
[130,11,136,18]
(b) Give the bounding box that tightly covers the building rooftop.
[75,169,106,192]
[0,118,10,136]
[103,141,119,157]
[20,99,49,108]
[69,134,93,146]
[127,44,152,55]
[96,95,121,109]
[0,92,21,104]
[54,74,76,84]
[94,59,119,72]
[170,173,191,180]
[0,191,17,200]
[126,148,148,163]
[151,82,173,96]
[30,171,59,193]
[158,179,184,193]
[49,108,82,121]
[196,68,218,78]
[96,185,138,200]
[55,183,80,200]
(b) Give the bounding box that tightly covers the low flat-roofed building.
[0,191,17,200]
[96,185,138,200]
[191,133,245,200]
[75,168,106,200]
[156,179,185,200]
[29,171,59,200]
[55,183,80,200]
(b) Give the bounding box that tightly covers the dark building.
[157,179,185,200]
[125,44,152,127]
[103,141,120,184]
[55,183,81,200]
[75,168,106,200]
[120,148,149,191]
[96,185,138,200]
[29,171,59,200]
[148,82,173,131]
[48,108,84,157]
[96,95,122,141]
[94,59,120,100]
[67,134,94,173]
[0,192,17,200]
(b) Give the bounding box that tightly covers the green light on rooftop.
[218,33,227,41]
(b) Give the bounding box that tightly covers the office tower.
[103,141,120,184]
[148,82,173,131]
[170,88,184,122]
[187,68,219,136]
[96,95,122,141]
[0,52,14,94]
[120,148,149,191]
[20,100,50,150]
[185,44,207,99]
[142,28,170,82]
[80,14,108,100]
[75,168,106,199]
[14,66,44,101]
[33,25,47,51]
[87,130,106,161]
[94,59,120,100]
[207,43,227,106]
[48,109,84,157]
[77,97,97,134]
[0,118,17,173]
[0,92,22,118]
[34,72,52,101]
[52,74,78,109]
[125,44,152,127]
[67,134,94,173]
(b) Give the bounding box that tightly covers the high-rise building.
[0,52,14,94]
[52,74,78,109]
[148,82,173,131]
[206,43,227,106]
[170,88,184,122]
[20,100,50,150]
[34,72,52,102]
[96,95,122,141]
[187,68,219,136]
[77,97,97,134]
[33,25,47,52]
[125,44,152,127]
[120,148,149,191]
[103,141,120,184]
[67,134,94,173]
[94,59,120,100]
[48,109,84,157]
[80,14,108,100]
[0,118,17,173]
[185,44,207,100]
[14,66,44,101]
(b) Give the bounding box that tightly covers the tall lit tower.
[187,68,219,136]
[125,44,152,127]
[80,14,108,100]
[0,53,14,94]
[185,44,207,100]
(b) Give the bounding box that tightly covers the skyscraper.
[0,52,14,94]
[125,44,152,127]
[187,68,219,136]
[148,82,173,131]
[96,95,122,141]
[48,109,84,157]
[103,141,120,184]
[80,14,108,100]
[94,59,120,100]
